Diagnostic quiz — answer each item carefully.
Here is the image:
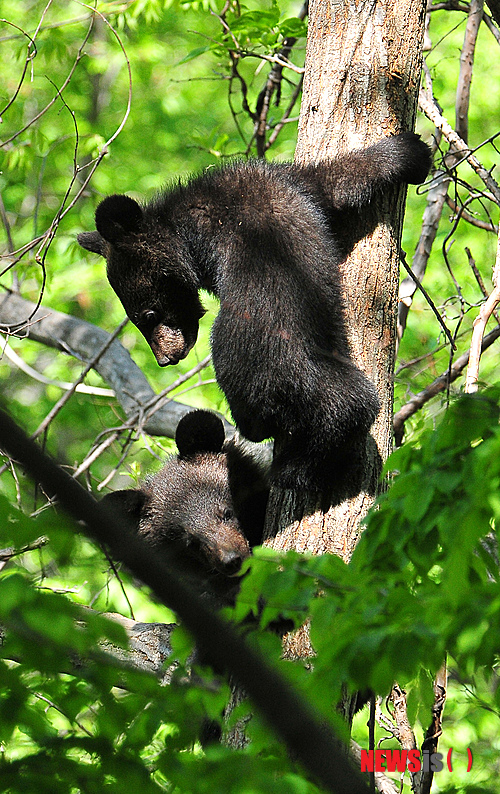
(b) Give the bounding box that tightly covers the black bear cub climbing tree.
[79,134,430,500]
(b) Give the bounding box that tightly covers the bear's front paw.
[395,132,432,185]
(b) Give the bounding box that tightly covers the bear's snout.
[218,547,249,576]
[149,324,192,366]
[203,529,251,576]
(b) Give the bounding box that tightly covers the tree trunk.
[264,0,427,660]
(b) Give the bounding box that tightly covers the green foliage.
[2,0,500,791]
[230,389,500,790]
[2,388,500,791]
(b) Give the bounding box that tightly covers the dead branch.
[389,684,418,793]
[465,229,500,392]
[100,612,177,683]
[419,660,447,794]
[350,741,400,794]
[254,1,308,157]
[486,0,500,27]
[483,9,500,42]
[455,0,484,144]
[0,537,48,572]
[445,194,498,232]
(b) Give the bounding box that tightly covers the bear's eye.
[140,309,159,327]
[222,507,234,522]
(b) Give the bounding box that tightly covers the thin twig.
[0,9,94,148]
[0,336,114,396]
[445,194,498,232]
[397,171,450,348]
[0,20,37,118]
[400,250,456,350]
[31,319,128,441]
[418,89,500,204]
[393,323,500,443]
[466,246,500,324]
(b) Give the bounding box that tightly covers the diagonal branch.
[0,289,215,438]
[455,0,484,144]
[393,323,500,444]
[418,89,500,204]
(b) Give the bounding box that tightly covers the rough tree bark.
[264,1,428,661]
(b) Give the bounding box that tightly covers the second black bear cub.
[101,410,269,604]
[79,133,431,492]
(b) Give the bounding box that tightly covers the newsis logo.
[360,748,474,775]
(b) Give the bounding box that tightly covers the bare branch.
[418,89,500,204]
[266,74,304,151]
[0,537,48,572]
[30,318,129,441]
[0,337,114,396]
[455,0,484,144]
[254,1,308,157]
[466,246,500,323]
[445,194,498,232]
[465,229,500,392]
[350,742,400,794]
[388,684,418,793]
[399,250,456,351]
[419,660,447,794]
[485,0,500,27]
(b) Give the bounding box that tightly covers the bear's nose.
[220,549,245,576]
[156,353,179,366]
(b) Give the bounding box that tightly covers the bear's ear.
[100,488,147,528]
[176,410,226,459]
[77,231,107,257]
[94,194,144,244]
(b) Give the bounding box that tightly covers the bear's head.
[78,195,205,366]
[100,410,268,603]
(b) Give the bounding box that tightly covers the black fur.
[79,133,432,493]
[100,410,269,604]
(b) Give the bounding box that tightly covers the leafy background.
[1,1,500,792]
